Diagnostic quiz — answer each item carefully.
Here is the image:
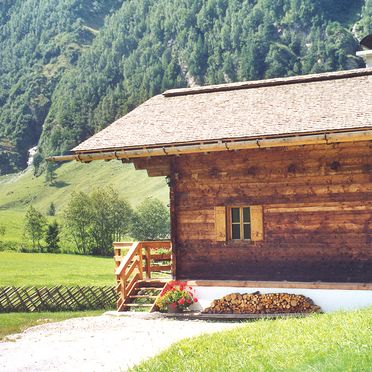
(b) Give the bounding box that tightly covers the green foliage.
[64,191,95,255]
[0,224,5,237]
[23,206,47,250]
[0,224,5,249]
[89,186,133,255]
[64,186,133,255]
[45,220,60,252]
[130,197,170,241]
[132,307,372,372]
[0,0,122,173]
[0,0,369,173]
[45,163,58,185]
[47,202,56,216]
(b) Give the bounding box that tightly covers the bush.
[23,206,47,251]
[130,197,170,241]
[64,186,133,256]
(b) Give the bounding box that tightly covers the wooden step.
[137,280,168,287]
[124,303,153,307]
[129,295,158,299]
[136,287,162,291]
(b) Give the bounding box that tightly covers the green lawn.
[0,251,115,287]
[132,307,372,372]
[0,311,103,340]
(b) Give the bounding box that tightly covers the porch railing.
[113,241,172,310]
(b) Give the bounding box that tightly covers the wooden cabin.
[51,68,372,312]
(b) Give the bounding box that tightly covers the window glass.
[231,208,240,223]
[243,207,250,223]
[243,223,251,240]
[232,224,241,239]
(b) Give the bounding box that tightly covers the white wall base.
[190,286,372,313]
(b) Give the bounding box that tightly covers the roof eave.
[48,128,372,163]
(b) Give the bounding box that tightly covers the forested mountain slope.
[0,0,371,174]
[0,0,122,173]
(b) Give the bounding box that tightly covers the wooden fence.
[0,286,117,313]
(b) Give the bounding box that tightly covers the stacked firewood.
[202,292,321,314]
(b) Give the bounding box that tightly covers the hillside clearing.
[0,161,168,245]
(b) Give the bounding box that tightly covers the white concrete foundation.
[191,286,372,313]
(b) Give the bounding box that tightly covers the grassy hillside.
[0,161,168,245]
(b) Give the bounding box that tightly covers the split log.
[202,292,321,314]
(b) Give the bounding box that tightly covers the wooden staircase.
[114,241,171,312]
[124,279,167,311]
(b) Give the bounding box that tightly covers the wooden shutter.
[250,205,264,241]
[215,206,226,241]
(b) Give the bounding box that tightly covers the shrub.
[23,206,47,251]
[64,186,133,256]
[130,197,170,241]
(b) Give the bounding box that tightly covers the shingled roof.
[73,68,372,153]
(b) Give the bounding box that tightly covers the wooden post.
[138,243,144,280]
[144,245,151,279]
[170,158,177,279]
[120,274,126,306]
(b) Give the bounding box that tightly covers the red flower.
[186,298,191,304]
[194,298,198,303]
[179,284,184,291]
[178,298,185,305]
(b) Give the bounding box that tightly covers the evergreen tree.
[45,221,60,253]
[47,202,56,216]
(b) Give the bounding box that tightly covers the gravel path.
[0,313,239,372]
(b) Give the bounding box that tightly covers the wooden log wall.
[171,141,372,282]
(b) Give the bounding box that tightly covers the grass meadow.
[0,251,114,339]
[0,251,115,287]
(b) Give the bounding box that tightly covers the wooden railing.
[113,241,172,310]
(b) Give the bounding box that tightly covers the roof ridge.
[163,68,372,98]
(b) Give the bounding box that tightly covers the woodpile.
[202,292,321,314]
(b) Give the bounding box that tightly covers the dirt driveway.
[0,313,238,372]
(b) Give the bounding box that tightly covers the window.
[230,207,251,240]
[214,205,264,242]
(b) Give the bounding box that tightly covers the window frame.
[228,206,252,241]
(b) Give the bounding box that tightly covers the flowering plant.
[156,280,198,311]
